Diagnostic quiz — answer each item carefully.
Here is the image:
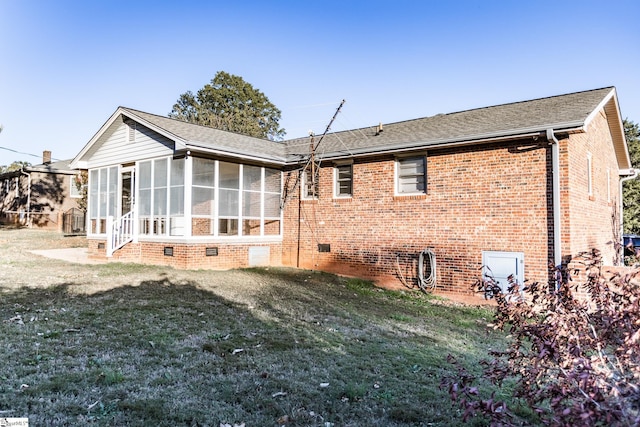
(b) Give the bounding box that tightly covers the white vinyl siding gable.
[86,120,174,169]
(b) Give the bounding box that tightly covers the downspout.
[19,167,31,228]
[297,169,301,268]
[546,129,562,268]
[620,168,639,263]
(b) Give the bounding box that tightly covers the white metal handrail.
[106,211,134,257]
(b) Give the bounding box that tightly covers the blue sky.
[0,0,638,166]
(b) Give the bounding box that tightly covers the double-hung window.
[302,166,319,199]
[396,155,426,194]
[587,152,593,198]
[334,164,352,197]
[70,175,85,198]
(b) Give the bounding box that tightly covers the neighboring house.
[69,87,631,295]
[0,151,85,232]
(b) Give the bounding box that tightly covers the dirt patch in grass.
[0,228,507,426]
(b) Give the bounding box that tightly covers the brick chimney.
[43,150,51,165]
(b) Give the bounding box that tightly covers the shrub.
[442,249,640,426]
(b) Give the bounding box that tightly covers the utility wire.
[0,145,61,162]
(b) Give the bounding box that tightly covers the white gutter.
[546,129,562,268]
[19,167,31,227]
[620,168,640,263]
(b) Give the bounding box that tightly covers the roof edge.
[288,122,585,163]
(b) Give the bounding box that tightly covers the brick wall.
[282,139,553,294]
[88,238,282,270]
[561,111,621,265]
[84,112,622,297]
[0,171,80,230]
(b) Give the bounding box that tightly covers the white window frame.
[587,152,593,197]
[190,158,282,238]
[14,177,19,197]
[301,166,319,200]
[607,167,611,203]
[395,154,427,195]
[88,166,118,235]
[70,175,83,198]
[333,162,353,198]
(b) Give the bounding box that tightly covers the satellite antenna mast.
[313,99,345,153]
[308,99,345,197]
[280,99,346,209]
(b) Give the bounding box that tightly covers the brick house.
[70,87,632,295]
[0,151,85,232]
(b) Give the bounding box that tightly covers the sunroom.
[71,107,287,268]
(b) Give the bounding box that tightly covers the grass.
[0,232,509,426]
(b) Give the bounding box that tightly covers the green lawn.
[0,238,507,426]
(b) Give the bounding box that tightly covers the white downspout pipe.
[19,167,31,228]
[547,129,562,268]
[620,168,639,263]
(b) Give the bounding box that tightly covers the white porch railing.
[106,211,134,257]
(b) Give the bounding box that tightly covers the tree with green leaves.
[169,71,285,141]
[0,161,30,174]
[623,119,640,234]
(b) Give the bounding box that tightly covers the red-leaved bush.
[442,249,640,426]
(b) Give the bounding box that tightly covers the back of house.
[70,87,631,297]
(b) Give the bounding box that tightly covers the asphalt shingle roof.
[27,159,76,173]
[122,108,287,162]
[285,87,615,159]
[92,87,615,167]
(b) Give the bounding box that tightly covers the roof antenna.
[312,99,346,152]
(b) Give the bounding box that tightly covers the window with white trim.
[218,161,240,235]
[396,156,426,194]
[587,153,593,197]
[191,157,216,236]
[334,163,352,197]
[14,177,19,197]
[607,168,611,203]
[191,159,281,237]
[302,166,319,199]
[138,157,185,236]
[89,166,118,234]
[263,168,282,235]
[70,175,84,198]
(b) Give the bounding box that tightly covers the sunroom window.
[191,159,281,237]
[89,166,117,234]
[192,158,216,236]
[218,162,240,236]
[242,165,262,236]
[263,168,281,235]
[138,157,185,236]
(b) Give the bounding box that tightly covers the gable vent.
[128,121,136,142]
